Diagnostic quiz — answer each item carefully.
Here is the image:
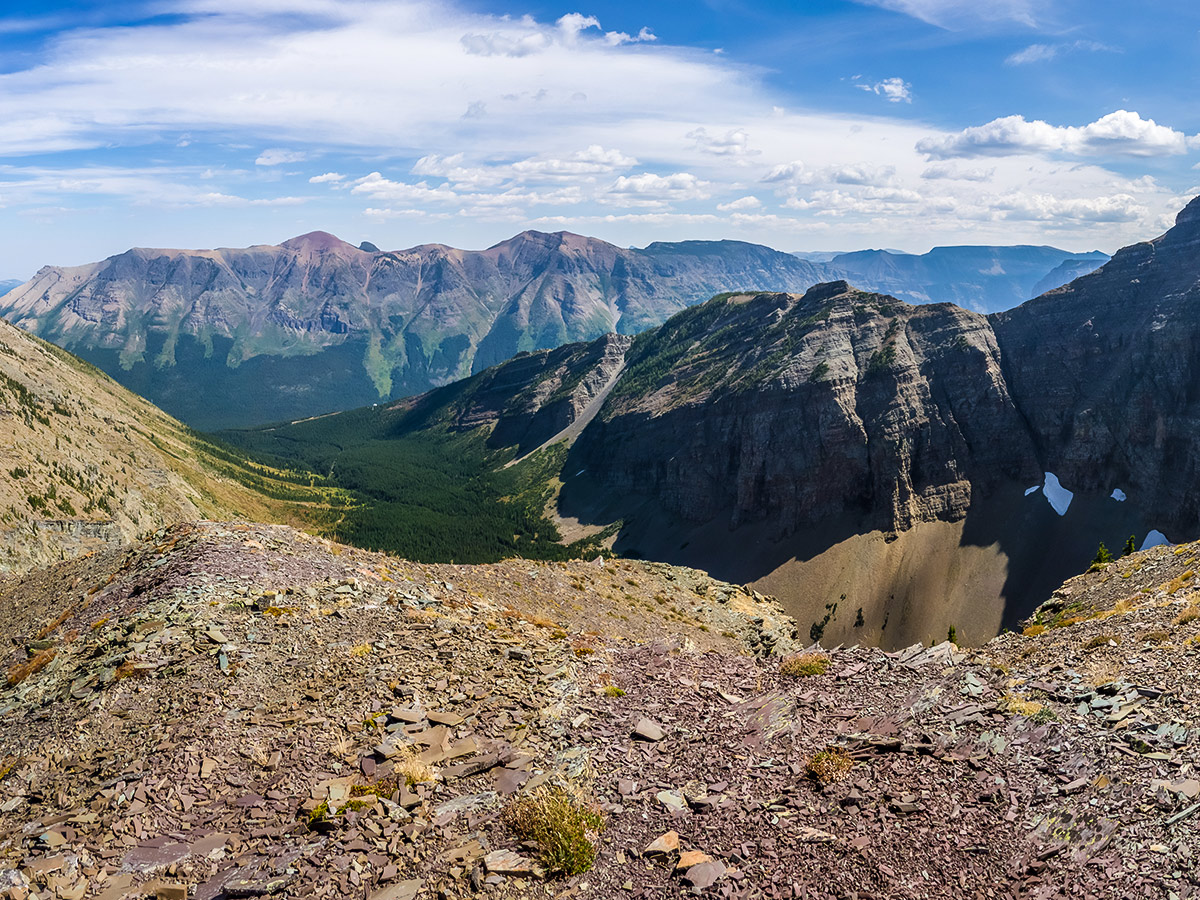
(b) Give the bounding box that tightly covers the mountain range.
[823,245,1108,312]
[0,232,1102,430]
[225,197,1200,649]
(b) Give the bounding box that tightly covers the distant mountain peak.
[280,231,362,254]
[1174,195,1200,228]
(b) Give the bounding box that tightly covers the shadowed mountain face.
[0,231,824,429]
[0,231,1101,430]
[233,198,1200,649]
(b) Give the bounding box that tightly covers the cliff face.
[535,201,1200,646]
[0,231,823,429]
[992,197,1200,534]
[574,284,1036,535]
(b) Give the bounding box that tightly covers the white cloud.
[921,163,994,182]
[717,195,762,211]
[918,110,1196,159]
[460,29,552,58]
[0,0,1193,268]
[686,127,759,158]
[255,148,307,166]
[1005,40,1114,66]
[604,27,657,46]
[604,172,710,206]
[855,0,1037,29]
[351,172,458,204]
[511,145,637,177]
[854,76,912,103]
[762,160,806,183]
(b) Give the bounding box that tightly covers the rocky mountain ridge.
[0,233,1100,430]
[0,232,825,430]
[2,520,1200,899]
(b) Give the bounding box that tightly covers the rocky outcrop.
[572,285,1037,535]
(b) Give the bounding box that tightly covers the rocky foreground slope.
[3,522,1200,899]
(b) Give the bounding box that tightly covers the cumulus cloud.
[762,160,806,183]
[511,145,637,177]
[918,110,1197,159]
[854,76,912,103]
[989,192,1144,223]
[309,172,344,183]
[687,128,759,157]
[460,30,551,58]
[921,163,994,182]
[716,195,762,211]
[604,172,710,205]
[255,148,307,166]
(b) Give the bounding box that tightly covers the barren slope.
[0,317,333,574]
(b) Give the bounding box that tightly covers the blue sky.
[1,0,1199,276]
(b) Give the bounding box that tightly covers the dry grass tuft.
[6,649,56,687]
[504,788,605,876]
[1174,603,1200,626]
[1166,571,1196,596]
[1083,634,1120,651]
[779,651,829,678]
[998,692,1044,717]
[804,747,853,786]
[1022,624,1046,637]
[392,746,437,786]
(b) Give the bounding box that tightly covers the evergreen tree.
[1089,542,1114,571]
[1121,535,1137,557]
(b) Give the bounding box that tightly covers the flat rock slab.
[484,849,536,876]
[367,879,424,900]
[644,830,680,857]
[683,859,727,890]
[633,718,666,741]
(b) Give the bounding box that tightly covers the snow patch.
[1042,472,1073,516]
[1140,530,1170,551]
[1024,485,1040,496]
[1110,488,1127,502]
